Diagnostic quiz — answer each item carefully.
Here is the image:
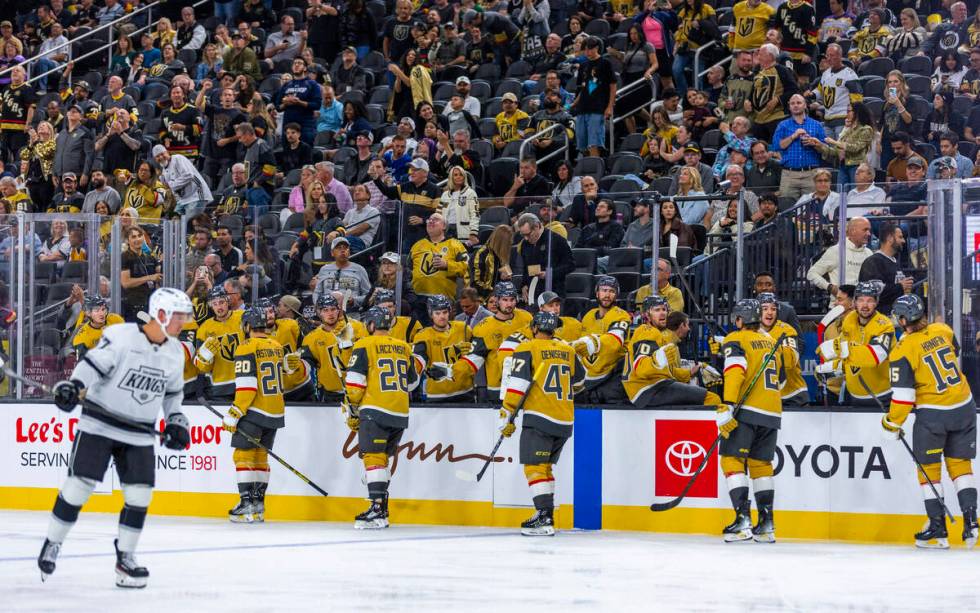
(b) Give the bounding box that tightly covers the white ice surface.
[0,510,977,612]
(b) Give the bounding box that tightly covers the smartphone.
[888,87,897,98]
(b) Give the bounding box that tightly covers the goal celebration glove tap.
[817,337,849,361]
[283,351,302,374]
[196,336,221,365]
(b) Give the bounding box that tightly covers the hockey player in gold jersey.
[461,281,533,397]
[500,311,585,536]
[579,275,631,402]
[297,294,351,401]
[816,281,895,406]
[193,286,245,399]
[536,291,583,343]
[758,293,809,405]
[254,298,311,400]
[718,298,784,543]
[344,306,421,529]
[882,294,978,549]
[623,296,726,410]
[373,288,422,343]
[70,294,124,357]
[220,306,287,524]
[412,295,475,402]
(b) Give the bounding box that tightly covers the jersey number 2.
[923,346,962,392]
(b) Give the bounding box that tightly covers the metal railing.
[518,121,571,166]
[607,75,658,156]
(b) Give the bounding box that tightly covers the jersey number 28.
[379,358,410,392]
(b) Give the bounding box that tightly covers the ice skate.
[723,507,753,543]
[114,539,149,588]
[354,496,389,530]
[229,493,256,524]
[521,508,555,536]
[752,506,776,543]
[37,538,60,581]
[252,485,266,523]
[914,515,949,549]
[962,507,978,549]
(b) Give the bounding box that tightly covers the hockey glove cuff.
[162,413,191,450]
[881,415,903,440]
[814,359,842,376]
[716,405,738,439]
[52,379,82,413]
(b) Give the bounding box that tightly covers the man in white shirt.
[843,163,888,218]
[326,184,380,252]
[806,216,873,305]
[153,144,213,217]
[810,43,861,138]
[35,23,69,93]
[442,76,481,117]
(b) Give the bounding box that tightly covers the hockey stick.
[456,362,547,483]
[0,359,159,436]
[855,374,955,523]
[650,332,787,512]
[196,392,330,497]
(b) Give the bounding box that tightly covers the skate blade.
[723,529,753,543]
[229,514,255,524]
[115,571,148,589]
[521,526,556,537]
[354,519,389,530]
[40,571,52,583]
[753,532,776,543]
[964,530,977,549]
[915,537,950,549]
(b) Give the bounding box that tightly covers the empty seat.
[565,272,595,298]
[572,248,597,274]
[606,247,643,273]
[61,260,88,283]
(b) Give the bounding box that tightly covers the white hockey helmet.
[148,287,194,335]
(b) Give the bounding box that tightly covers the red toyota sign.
[655,420,718,499]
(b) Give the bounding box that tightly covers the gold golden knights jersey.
[462,310,534,391]
[722,328,784,429]
[764,320,807,402]
[503,338,585,438]
[889,323,974,423]
[232,336,286,429]
[345,335,421,428]
[839,310,895,400]
[412,321,475,399]
[729,0,774,51]
[580,306,631,385]
[391,315,422,344]
[622,324,677,403]
[299,326,346,394]
[410,237,470,300]
[179,322,199,385]
[194,309,245,395]
[272,318,301,354]
[556,316,583,343]
[71,313,125,356]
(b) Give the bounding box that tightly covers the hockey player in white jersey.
[37,288,194,588]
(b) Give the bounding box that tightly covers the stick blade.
[649,498,683,512]
[455,469,479,482]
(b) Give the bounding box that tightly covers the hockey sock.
[920,463,944,517]
[363,451,390,501]
[118,484,152,553]
[947,459,977,510]
[524,464,555,511]
[748,459,774,508]
[47,476,95,544]
[721,456,749,511]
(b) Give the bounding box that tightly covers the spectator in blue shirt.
[382,135,413,183]
[275,56,322,145]
[773,94,827,201]
[316,85,345,145]
[927,132,974,179]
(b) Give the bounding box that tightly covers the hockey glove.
[283,351,302,374]
[197,336,221,364]
[814,359,842,376]
[161,413,191,450]
[453,340,474,356]
[699,363,722,386]
[880,415,903,441]
[341,399,359,431]
[222,406,243,433]
[716,405,738,439]
[571,334,600,360]
[427,362,453,381]
[346,414,360,432]
[708,335,724,355]
[52,380,82,413]
[817,337,849,361]
[338,323,355,349]
[498,408,516,438]
[654,343,680,369]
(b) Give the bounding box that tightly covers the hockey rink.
[0,510,977,611]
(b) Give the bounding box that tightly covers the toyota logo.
[665,440,707,477]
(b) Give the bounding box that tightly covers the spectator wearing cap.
[277,122,314,178]
[372,250,418,314]
[503,158,553,217]
[927,132,974,179]
[492,92,531,152]
[223,31,263,82]
[570,36,617,158]
[381,117,419,152]
[432,22,467,81]
[372,157,442,252]
[153,144,213,217]
[773,93,826,201]
[887,156,928,217]
[884,131,920,183]
[330,47,368,97]
[622,197,654,249]
[52,104,93,189]
[668,143,716,195]
[442,76,481,117]
[312,236,372,307]
[49,172,84,213]
[712,117,755,179]
[342,131,377,186]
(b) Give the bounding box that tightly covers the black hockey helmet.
[642,295,669,312]
[595,274,619,295]
[316,294,339,310]
[756,292,778,306]
[732,298,762,325]
[892,294,925,325]
[254,297,274,311]
[373,288,396,305]
[361,305,394,331]
[493,280,518,298]
[854,281,881,299]
[532,310,560,334]
[207,286,228,303]
[427,294,453,313]
[83,293,107,311]
[242,305,271,331]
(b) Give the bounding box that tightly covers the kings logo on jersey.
[655,419,718,499]
[119,365,169,403]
